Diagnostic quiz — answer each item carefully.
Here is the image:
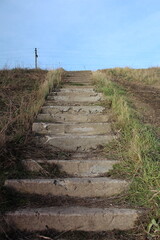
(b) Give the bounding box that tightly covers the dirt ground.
[114,80,160,135]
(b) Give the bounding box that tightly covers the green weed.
[147,218,160,237]
[92,71,160,235]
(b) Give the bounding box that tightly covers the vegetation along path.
[1,71,144,239]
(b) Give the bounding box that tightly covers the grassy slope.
[100,67,160,87]
[93,70,160,239]
[0,68,65,212]
[0,68,47,145]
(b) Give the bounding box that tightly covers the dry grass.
[0,68,65,148]
[92,71,160,239]
[0,67,66,213]
[0,68,47,147]
[101,67,160,87]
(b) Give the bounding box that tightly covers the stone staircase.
[2,71,141,234]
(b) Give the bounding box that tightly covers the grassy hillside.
[100,67,160,87]
[0,68,47,146]
[93,69,160,239]
[0,68,65,212]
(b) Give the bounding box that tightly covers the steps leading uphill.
[1,71,141,235]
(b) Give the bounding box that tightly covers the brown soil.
[0,229,148,240]
[114,80,160,132]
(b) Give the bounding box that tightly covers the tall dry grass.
[101,67,160,86]
[0,68,65,148]
[92,71,160,237]
[0,68,66,213]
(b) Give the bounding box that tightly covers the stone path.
[2,71,141,234]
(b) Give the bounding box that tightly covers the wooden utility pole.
[35,48,38,69]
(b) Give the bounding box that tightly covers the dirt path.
[115,80,160,132]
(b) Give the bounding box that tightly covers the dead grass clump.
[93,71,160,238]
[101,67,160,86]
[0,68,66,212]
[0,68,65,148]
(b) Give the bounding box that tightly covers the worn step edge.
[32,122,112,135]
[4,178,129,197]
[48,92,101,97]
[66,83,91,86]
[55,88,96,93]
[63,85,94,88]
[38,134,116,151]
[65,76,92,79]
[1,206,141,232]
[65,79,92,82]
[47,95,103,103]
[70,152,109,159]
[22,159,120,176]
[41,105,106,114]
[44,101,100,106]
[49,91,99,96]
[36,113,110,123]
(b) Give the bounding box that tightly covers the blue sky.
[0,0,160,70]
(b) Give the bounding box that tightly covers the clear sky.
[0,0,160,70]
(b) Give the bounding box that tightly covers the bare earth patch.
[112,80,160,135]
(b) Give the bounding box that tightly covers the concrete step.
[1,206,140,232]
[65,76,92,80]
[22,159,120,177]
[41,105,106,114]
[66,82,91,86]
[36,113,110,123]
[65,71,92,81]
[50,90,97,96]
[66,74,92,78]
[65,82,91,86]
[44,101,97,106]
[47,94,103,102]
[66,74,92,76]
[55,85,94,88]
[66,70,92,74]
[66,76,92,79]
[5,178,129,197]
[57,87,95,93]
[70,152,106,159]
[32,122,112,135]
[38,134,115,151]
[66,75,92,78]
